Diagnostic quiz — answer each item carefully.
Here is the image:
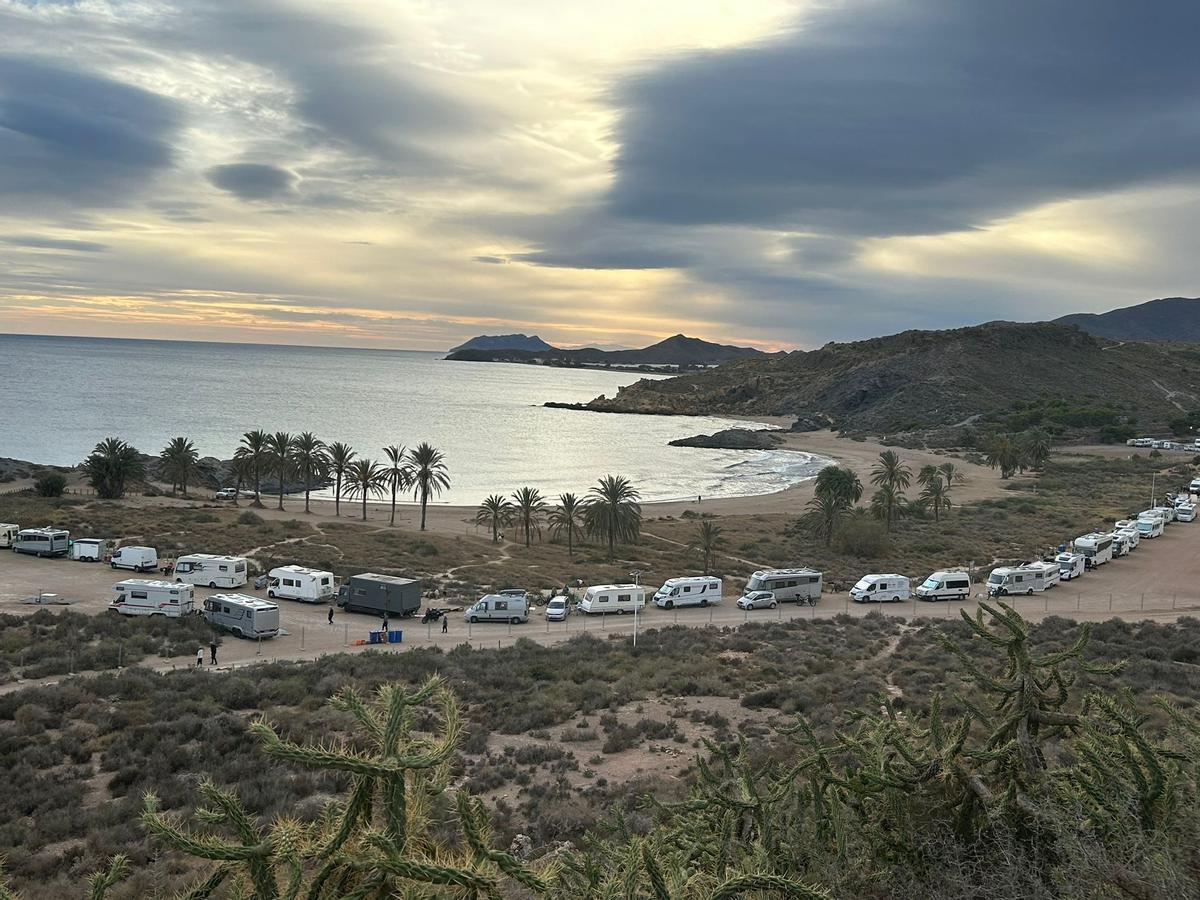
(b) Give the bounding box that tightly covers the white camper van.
[70,538,108,561]
[915,571,972,601]
[1150,506,1176,524]
[13,527,70,557]
[1074,533,1113,568]
[1118,526,1140,549]
[1176,503,1197,523]
[849,574,911,603]
[110,579,195,617]
[1028,560,1061,589]
[464,593,530,624]
[1055,552,1086,581]
[744,568,822,604]
[173,554,249,588]
[578,584,647,616]
[267,565,336,603]
[653,576,722,609]
[0,524,18,549]
[1136,516,1164,539]
[1110,533,1130,557]
[986,566,1046,597]
[110,546,158,572]
[203,593,279,638]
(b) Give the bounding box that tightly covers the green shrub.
[833,516,891,557]
[34,474,67,498]
[237,510,264,525]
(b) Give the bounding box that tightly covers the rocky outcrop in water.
[668,429,784,450]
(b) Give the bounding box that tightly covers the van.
[578,584,647,616]
[1110,533,1130,557]
[13,527,69,557]
[986,566,1046,597]
[110,546,158,572]
[110,579,195,617]
[653,576,722,609]
[744,568,822,604]
[464,593,529,624]
[1055,552,1085,581]
[1074,533,1112,568]
[1136,516,1164,538]
[70,538,108,561]
[1176,503,1197,523]
[173,554,249,588]
[915,570,972,602]
[849,574,910,603]
[0,524,18,549]
[267,565,336,603]
[203,593,279,638]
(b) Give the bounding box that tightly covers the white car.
[1189,478,1200,494]
[215,487,238,500]
[737,590,777,610]
[544,597,571,621]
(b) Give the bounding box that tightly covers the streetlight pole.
[630,570,642,648]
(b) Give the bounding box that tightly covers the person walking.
[209,640,218,666]
[195,647,204,668]
[441,616,448,634]
[327,606,334,626]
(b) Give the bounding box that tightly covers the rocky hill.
[577,321,1200,443]
[446,333,767,368]
[1054,296,1200,342]
[448,333,555,353]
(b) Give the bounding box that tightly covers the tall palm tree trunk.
[420,486,429,531]
[334,474,342,517]
[390,483,397,526]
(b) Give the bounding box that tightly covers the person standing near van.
[196,647,204,668]
[327,606,334,626]
[209,640,218,666]
[441,617,448,634]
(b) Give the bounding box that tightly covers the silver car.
[736,590,777,610]
[545,596,571,621]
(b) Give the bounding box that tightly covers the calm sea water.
[0,334,828,505]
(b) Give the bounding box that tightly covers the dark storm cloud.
[1,235,109,252]
[207,163,297,200]
[607,0,1200,235]
[0,56,181,208]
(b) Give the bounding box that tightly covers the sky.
[1,0,1198,352]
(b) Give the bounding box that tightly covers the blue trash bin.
[368,630,381,644]
[388,629,403,644]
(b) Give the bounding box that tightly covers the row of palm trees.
[801,451,966,545]
[982,429,1051,479]
[474,475,642,560]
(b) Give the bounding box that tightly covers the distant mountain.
[448,333,555,353]
[1054,296,1200,342]
[445,333,768,368]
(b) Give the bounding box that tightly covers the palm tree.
[870,450,912,531]
[159,436,199,496]
[511,486,547,548]
[80,437,144,499]
[326,442,356,517]
[688,520,724,575]
[343,458,388,522]
[583,475,642,560]
[984,434,1020,479]
[1019,428,1052,471]
[290,432,328,514]
[409,442,450,531]
[813,466,863,506]
[548,492,584,558]
[800,492,848,546]
[475,494,514,543]
[382,444,411,527]
[228,455,254,507]
[236,429,270,507]
[917,466,952,522]
[938,462,966,487]
[265,431,295,510]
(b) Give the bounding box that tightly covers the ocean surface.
[0,334,829,505]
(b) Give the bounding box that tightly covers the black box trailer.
[337,573,422,617]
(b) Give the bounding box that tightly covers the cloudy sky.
[1,0,1197,351]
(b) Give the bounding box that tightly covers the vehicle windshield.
[920,578,939,589]
[987,573,1004,585]
[853,578,872,591]
[549,599,565,608]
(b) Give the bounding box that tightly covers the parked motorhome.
[70,538,108,561]
[110,545,158,572]
[267,565,336,603]
[1139,509,1167,526]
[578,584,647,616]
[1055,552,1086,581]
[173,554,249,588]
[1190,478,1200,494]
[849,574,910,603]
[987,566,1047,597]
[1110,533,1130,557]
[1136,516,1164,538]
[1028,560,1061,589]
[1118,526,1140,549]
[338,573,422,617]
[1074,533,1113,568]
[0,524,18,549]
[653,576,723,608]
[13,527,69,557]
[464,593,531,624]
[1150,506,1177,524]
[203,593,279,638]
[744,568,822,604]
[1176,503,1197,523]
[915,571,972,602]
[110,579,195,617]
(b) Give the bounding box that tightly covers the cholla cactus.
[142,674,555,898]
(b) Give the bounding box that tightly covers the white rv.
[653,576,722,609]
[578,584,647,616]
[1150,506,1177,524]
[203,593,279,638]
[915,571,972,602]
[267,565,336,603]
[173,554,249,588]
[744,568,822,604]
[1110,533,1130,557]
[1074,533,1113,568]
[1028,560,1061,589]
[1055,552,1086,581]
[987,566,1047,597]
[70,538,108,562]
[464,593,530,624]
[1176,503,1197,523]
[1118,526,1140,549]
[110,579,195,617]
[13,527,70,557]
[849,574,911,603]
[1136,516,1164,539]
[110,545,158,572]
[0,524,18,549]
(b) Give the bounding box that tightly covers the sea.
[0,334,830,505]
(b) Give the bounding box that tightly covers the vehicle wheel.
[769,601,777,609]
[175,578,182,583]
[959,593,967,602]
[511,616,521,625]
[209,582,217,589]
[664,599,674,609]
[1000,588,1009,596]
[232,628,243,638]
[700,598,708,608]
[1026,588,1034,596]
[268,590,276,599]
[618,608,627,615]
[110,561,116,568]
[892,595,900,603]
[469,615,479,624]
